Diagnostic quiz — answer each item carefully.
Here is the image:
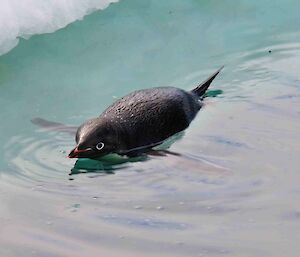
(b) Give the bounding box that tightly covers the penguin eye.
[95,142,105,151]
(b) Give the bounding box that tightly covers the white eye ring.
[96,142,105,150]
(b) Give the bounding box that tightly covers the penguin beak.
[68,146,92,158]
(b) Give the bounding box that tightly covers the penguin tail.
[191,66,224,98]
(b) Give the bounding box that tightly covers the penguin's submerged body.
[68,67,223,158]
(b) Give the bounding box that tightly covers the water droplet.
[156,206,164,210]
[69,203,80,212]
[134,205,143,210]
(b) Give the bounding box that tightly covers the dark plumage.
[68,66,223,158]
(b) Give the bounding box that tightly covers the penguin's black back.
[101,87,201,152]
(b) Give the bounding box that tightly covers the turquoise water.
[1,0,300,256]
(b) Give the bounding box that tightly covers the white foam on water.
[0,0,118,55]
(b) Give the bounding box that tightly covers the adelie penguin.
[68,66,224,158]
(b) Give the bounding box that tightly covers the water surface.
[0,0,300,256]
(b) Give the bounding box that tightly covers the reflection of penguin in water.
[68,67,223,158]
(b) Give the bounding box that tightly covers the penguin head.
[68,118,117,158]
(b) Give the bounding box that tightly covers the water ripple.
[4,132,73,186]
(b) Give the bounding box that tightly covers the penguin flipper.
[191,66,224,97]
[31,117,77,135]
